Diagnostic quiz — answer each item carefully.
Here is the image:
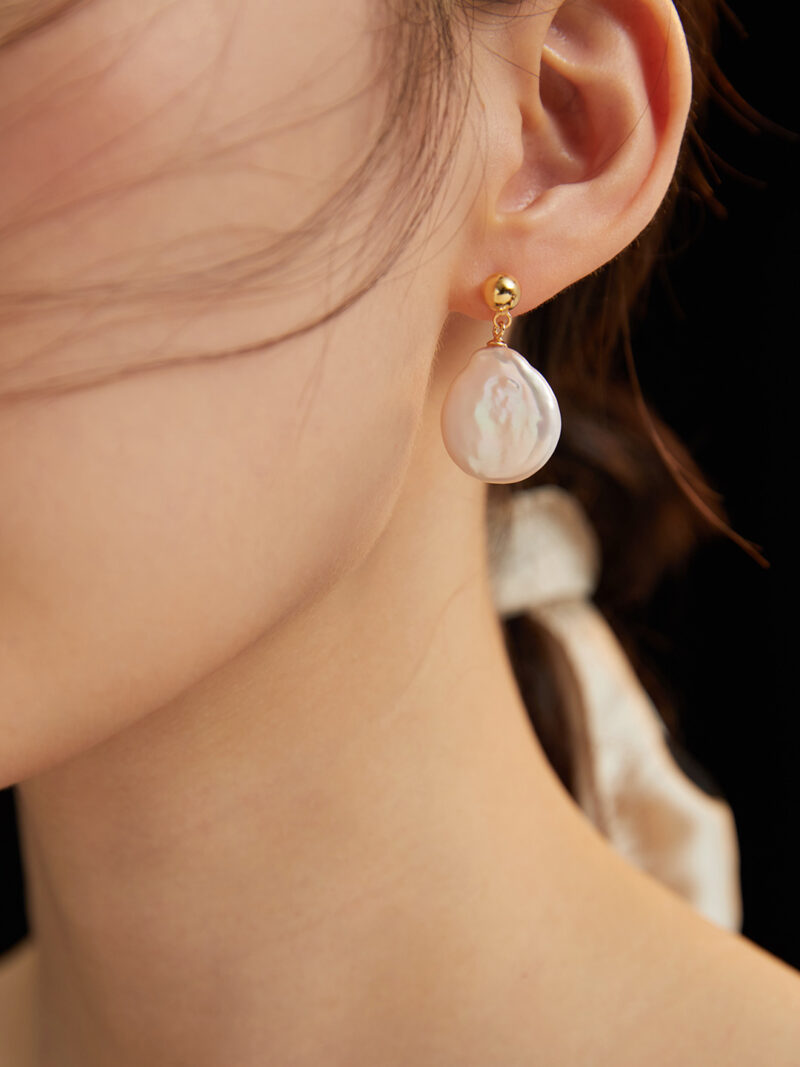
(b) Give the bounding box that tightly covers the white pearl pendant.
[440,344,561,484]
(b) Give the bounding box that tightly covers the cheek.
[0,0,380,291]
[0,332,419,787]
[0,0,430,785]
[0,1,221,222]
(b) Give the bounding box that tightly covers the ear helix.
[440,274,561,483]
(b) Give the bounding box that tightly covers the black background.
[1,0,798,969]
[632,0,799,970]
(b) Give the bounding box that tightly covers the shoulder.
[677,926,800,1064]
[581,840,800,1065]
[519,801,800,1066]
[0,940,36,1067]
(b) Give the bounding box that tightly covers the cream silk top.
[487,484,743,934]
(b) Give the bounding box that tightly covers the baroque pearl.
[440,344,561,484]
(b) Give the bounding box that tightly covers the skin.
[1,0,799,1064]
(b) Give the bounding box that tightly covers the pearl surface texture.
[440,345,561,484]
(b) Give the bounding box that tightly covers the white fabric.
[488,484,743,933]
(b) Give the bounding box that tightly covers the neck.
[15,320,591,1067]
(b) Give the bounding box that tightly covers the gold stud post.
[483,273,520,346]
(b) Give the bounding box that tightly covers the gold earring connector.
[483,273,520,347]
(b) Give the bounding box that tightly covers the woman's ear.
[450,0,692,318]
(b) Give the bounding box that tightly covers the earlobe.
[453,0,692,318]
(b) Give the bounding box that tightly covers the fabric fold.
[488,484,742,933]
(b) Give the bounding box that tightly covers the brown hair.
[0,0,762,801]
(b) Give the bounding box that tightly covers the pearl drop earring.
[440,273,562,484]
